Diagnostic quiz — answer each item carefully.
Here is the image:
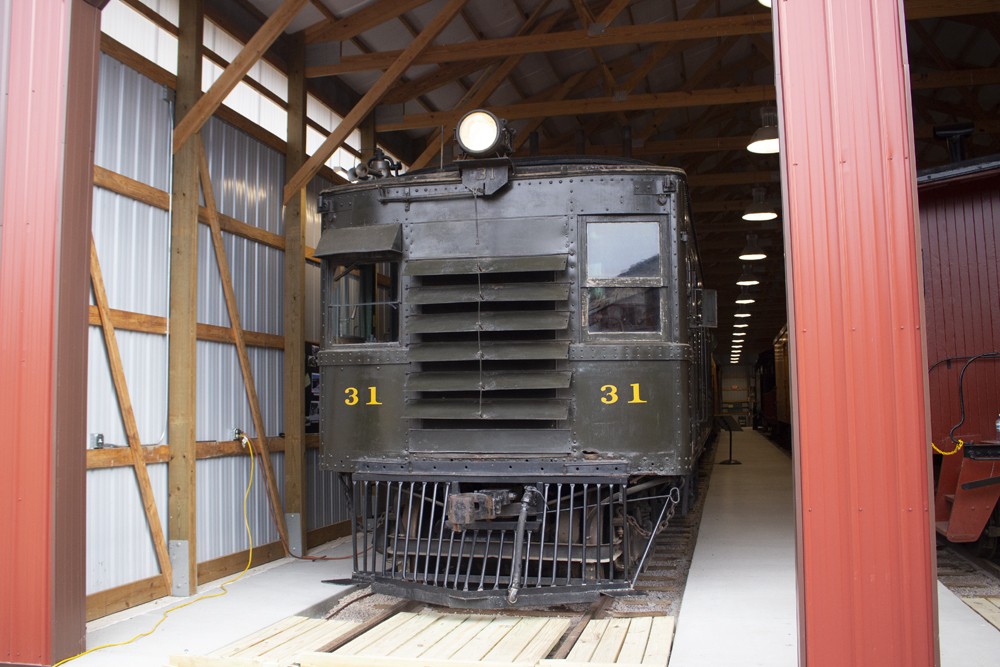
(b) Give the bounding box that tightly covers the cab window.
[327,262,399,344]
[585,221,663,335]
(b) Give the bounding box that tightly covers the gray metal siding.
[85,53,345,597]
[86,464,168,595]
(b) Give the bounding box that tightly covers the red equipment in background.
[918,155,1000,556]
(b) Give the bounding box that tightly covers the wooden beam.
[168,0,202,597]
[285,0,472,202]
[173,0,309,153]
[196,135,289,548]
[903,0,1000,20]
[693,199,753,213]
[305,0,436,44]
[910,66,1000,89]
[86,575,168,622]
[379,85,776,131]
[381,59,494,104]
[408,5,564,169]
[689,170,778,187]
[90,236,173,593]
[94,166,290,253]
[284,31,308,557]
[306,12,773,75]
[86,435,321,470]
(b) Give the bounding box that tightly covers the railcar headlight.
[455,110,514,157]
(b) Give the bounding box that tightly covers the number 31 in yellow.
[345,387,382,405]
[601,384,647,404]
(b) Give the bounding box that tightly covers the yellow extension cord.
[54,434,258,666]
[932,439,964,456]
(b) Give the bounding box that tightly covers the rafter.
[304,0,435,43]
[408,7,568,169]
[284,0,471,201]
[306,12,773,75]
[377,85,775,131]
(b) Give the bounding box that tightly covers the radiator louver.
[404,254,571,430]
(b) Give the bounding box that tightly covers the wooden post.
[284,30,308,557]
[168,0,203,597]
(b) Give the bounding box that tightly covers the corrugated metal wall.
[86,53,345,594]
[920,173,1000,445]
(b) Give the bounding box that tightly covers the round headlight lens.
[457,111,501,155]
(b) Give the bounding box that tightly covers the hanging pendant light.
[736,287,755,304]
[748,107,779,154]
[734,323,749,328]
[742,191,777,223]
[758,0,771,7]
[735,306,752,318]
[736,264,759,286]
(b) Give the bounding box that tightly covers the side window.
[585,221,663,335]
[327,262,399,344]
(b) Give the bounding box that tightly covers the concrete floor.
[70,539,355,667]
[68,432,1000,667]
[668,428,1000,667]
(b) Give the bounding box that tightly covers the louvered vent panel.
[405,255,571,430]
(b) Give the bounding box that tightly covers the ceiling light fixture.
[742,192,777,223]
[736,287,755,304]
[748,106,779,154]
[737,264,759,286]
[735,307,752,318]
[758,0,771,7]
[733,332,746,337]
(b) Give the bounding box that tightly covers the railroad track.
[171,440,721,667]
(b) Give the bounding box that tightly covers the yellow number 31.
[601,384,647,404]
[345,387,382,405]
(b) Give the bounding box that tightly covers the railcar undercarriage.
[341,472,685,608]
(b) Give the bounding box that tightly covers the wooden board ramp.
[536,616,674,667]
[963,597,1000,631]
[299,611,572,666]
[169,616,358,667]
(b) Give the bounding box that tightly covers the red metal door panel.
[774,1,936,665]
[0,0,98,663]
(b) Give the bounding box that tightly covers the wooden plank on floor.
[640,616,675,666]
[300,654,534,667]
[964,598,1000,631]
[387,614,469,657]
[514,617,573,664]
[232,618,325,658]
[210,616,311,656]
[335,612,419,655]
[483,616,550,662]
[318,600,421,653]
[589,617,630,663]
[449,616,520,661]
[615,616,652,664]
[357,613,443,657]
[565,618,609,662]
[262,620,355,662]
[987,597,1000,610]
[170,657,277,667]
[419,616,494,660]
